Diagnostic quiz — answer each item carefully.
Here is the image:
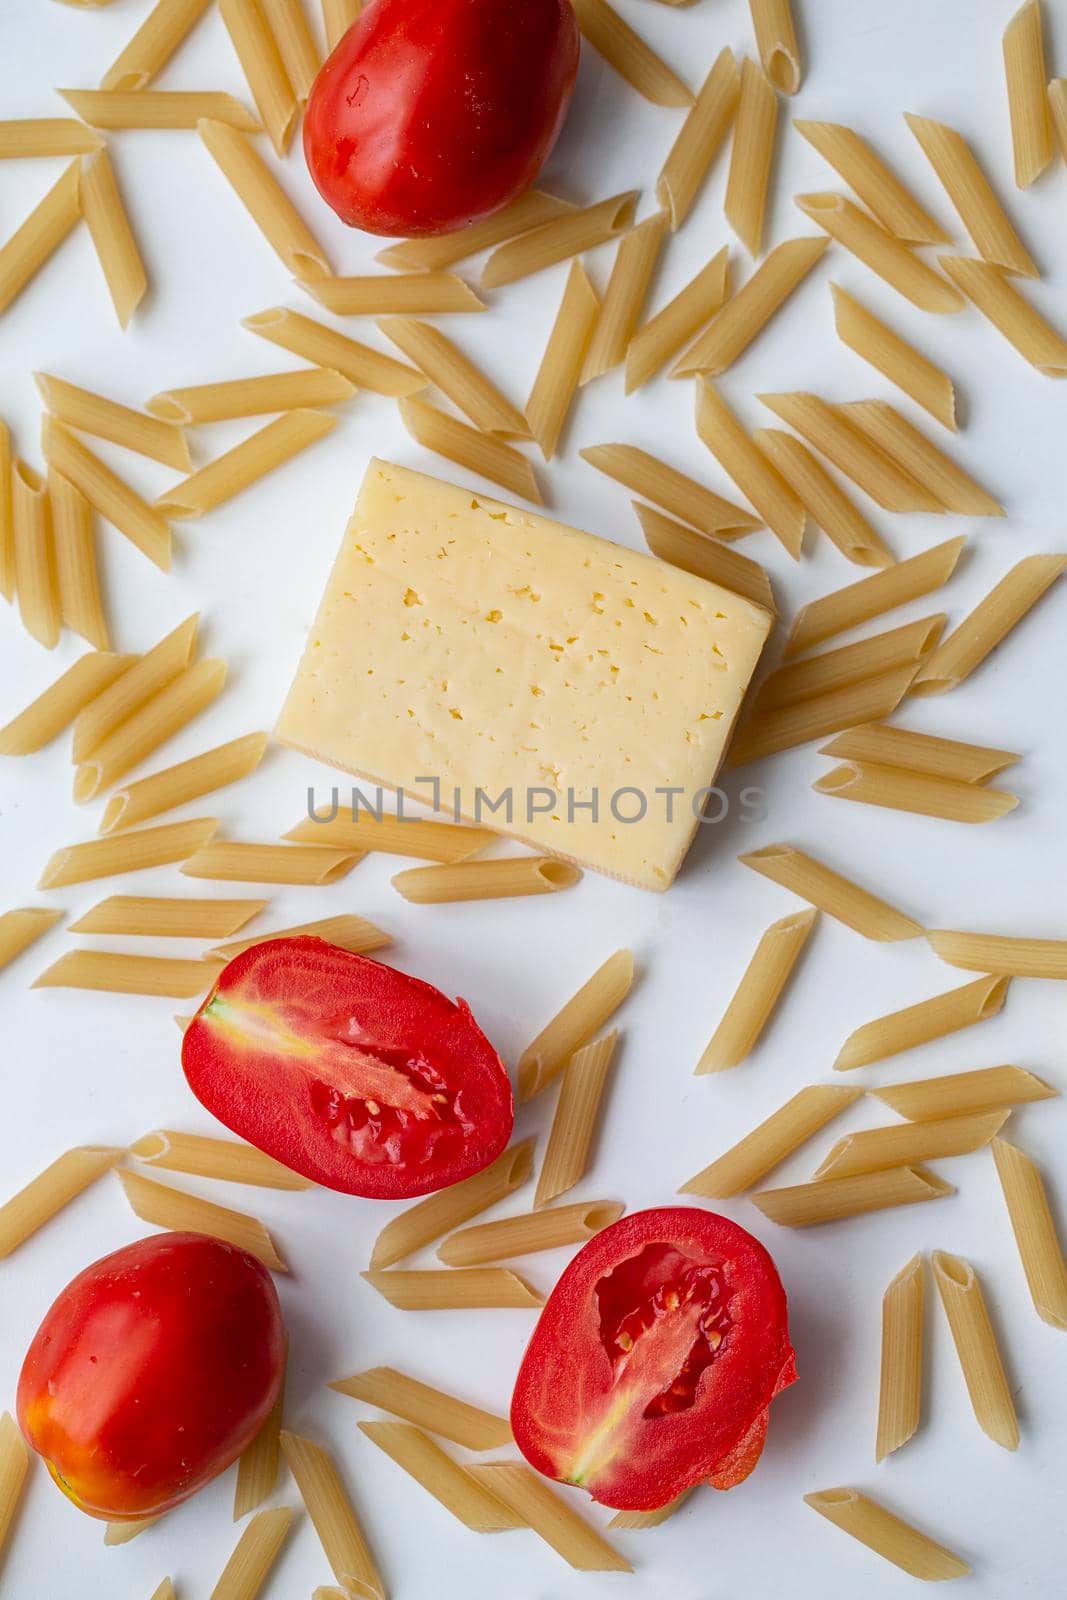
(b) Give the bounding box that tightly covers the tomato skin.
[182,937,515,1200]
[17,1233,284,1521]
[303,0,581,236]
[510,1207,796,1511]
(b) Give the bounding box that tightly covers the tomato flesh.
[182,937,514,1198]
[511,1208,796,1511]
[303,0,581,236]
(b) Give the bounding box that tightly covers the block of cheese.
[276,461,772,890]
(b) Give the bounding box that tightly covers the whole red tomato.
[304,0,581,236]
[17,1233,285,1520]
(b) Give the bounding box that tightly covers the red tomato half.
[511,1207,796,1511]
[182,937,515,1199]
[18,1233,284,1521]
[303,0,581,236]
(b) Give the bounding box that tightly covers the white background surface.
[1,0,1066,1595]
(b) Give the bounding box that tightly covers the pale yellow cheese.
[276,461,772,890]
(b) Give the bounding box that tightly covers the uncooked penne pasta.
[376,191,575,273]
[148,368,354,425]
[804,1488,970,1580]
[234,1346,285,1517]
[101,0,214,91]
[361,1268,543,1311]
[786,539,964,657]
[748,0,801,94]
[321,0,361,49]
[681,1085,862,1199]
[814,1109,1010,1181]
[757,615,945,712]
[81,149,148,329]
[38,817,219,889]
[0,1411,29,1565]
[657,48,740,229]
[0,119,103,158]
[991,1137,1067,1331]
[753,429,894,567]
[876,1254,924,1462]
[36,374,190,472]
[149,1580,174,1600]
[726,664,917,767]
[328,1368,513,1451]
[117,1168,287,1271]
[468,1464,632,1572]
[738,843,922,941]
[73,614,197,763]
[381,319,529,435]
[609,1493,691,1531]
[696,380,806,556]
[181,841,361,885]
[481,192,638,289]
[210,1507,292,1598]
[0,160,81,316]
[674,237,826,378]
[370,1141,535,1269]
[286,812,494,861]
[157,411,336,518]
[42,417,172,571]
[581,211,668,384]
[244,307,424,392]
[838,401,1003,517]
[74,658,228,803]
[831,285,957,431]
[517,949,634,1102]
[49,471,110,650]
[580,443,760,537]
[1049,77,1067,164]
[527,261,600,458]
[99,732,270,834]
[306,274,485,316]
[219,0,296,156]
[873,1065,1056,1122]
[393,854,577,902]
[534,1031,618,1208]
[815,761,1020,824]
[0,652,133,757]
[927,929,1067,979]
[794,121,949,244]
[34,950,224,999]
[259,0,321,102]
[200,122,331,281]
[13,461,59,650]
[358,1423,521,1532]
[932,1251,1018,1450]
[398,396,542,503]
[636,503,776,613]
[59,89,260,131]
[0,908,64,971]
[0,1147,122,1259]
[938,253,1067,372]
[911,554,1067,695]
[1004,0,1053,187]
[280,1432,384,1600]
[439,1200,625,1267]
[756,392,944,514]
[795,193,965,314]
[132,1132,308,1191]
[834,975,1010,1071]
[820,724,1021,785]
[904,114,1037,278]
[0,419,12,601]
[755,1167,955,1227]
[724,59,778,257]
[626,246,729,393]
[571,0,692,108]
[697,910,816,1073]
[71,896,265,939]
[208,914,390,961]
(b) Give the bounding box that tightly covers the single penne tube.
[517,949,634,1102]
[911,554,1067,695]
[218,0,297,156]
[59,89,260,131]
[927,929,1067,979]
[148,368,355,425]
[815,761,1020,824]
[0,651,133,755]
[748,0,801,93]
[932,1251,1019,1450]
[12,461,59,650]
[180,840,362,885]
[876,1254,924,1462]
[571,0,693,108]
[361,1268,543,1311]
[73,614,197,763]
[872,1065,1056,1122]
[534,1031,619,1208]
[527,260,600,458]
[81,149,148,330]
[379,318,529,435]
[753,429,893,567]
[0,907,64,971]
[200,121,330,280]
[259,0,321,102]
[938,253,1067,372]
[738,843,922,941]
[49,470,110,650]
[581,211,668,384]
[657,48,741,229]
[70,895,266,938]
[795,193,965,314]
[286,814,493,861]
[673,236,827,377]
[636,502,776,613]
[131,1131,311,1190]
[830,284,958,430]
[820,724,1021,785]
[626,246,730,393]
[34,950,224,999]
[481,192,638,289]
[116,1168,287,1271]
[904,114,1037,278]
[804,1488,970,1580]
[725,663,918,767]
[280,1432,383,1600]
[376,190,575,272]
[156,411,336,518]
[0,1412,30,1561]
[756,614,946,712]
[211,1507,292,1595]
[357,1423,521,1532]
[696,380,805,556]
[837,401,1004,517]
[0,159,81,317]
[41,417,172,571]
[328,1368,513,1451]
[580,443,760,537]
[370,1141,535,1269]
[756,392,944,513]
[991,1137,1067,1330]
[321,0,361,51]
[1004,0,1053,187]
[696,909,816,1073]
[398,396,542,502]
[305,274,485,316]
[0,1146,122,1259]
[785,537,965,656]
[814,1109,1011,1181]
[833,975,1011,1071]
[681,1084,863,1198]
[207,914,390,961]
[99,732,270,834]
[794,121,949,243]
[244,306,424,393]
[438,1200,625,1267]
[36,374,190,472]
[1049,77,1067,164]
[149,1580,174,1600]
[754,1166,955,1228]
[74,658,228,803]
[0,119,104,157]
[38,817,219,889]
[101,0,214,91]
[609,1491,692,1531]
[724,58,778,258]
[468,1464,632,1572]
[392,855,578,908]
[1,419,12,600]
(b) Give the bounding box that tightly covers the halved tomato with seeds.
[181,937,514,1199]
[511,1207,796,1511]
